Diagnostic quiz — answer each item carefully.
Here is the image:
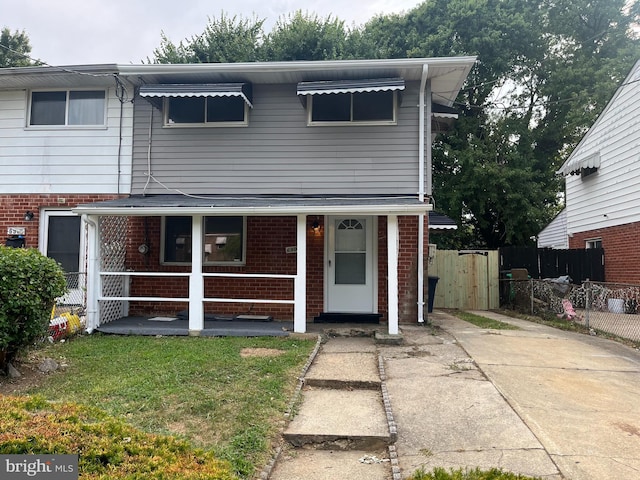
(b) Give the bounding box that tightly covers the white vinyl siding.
[564,61,640,236]
[131,82,423,195]
[0,88,133,194]
[537,209,568,249]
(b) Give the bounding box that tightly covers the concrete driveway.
[384,310,640,479]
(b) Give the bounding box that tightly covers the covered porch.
[73,195,432,336]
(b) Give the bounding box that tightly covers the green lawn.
[452,311,520,330]
[5,334,316,479]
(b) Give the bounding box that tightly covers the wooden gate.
[429,249,499,310]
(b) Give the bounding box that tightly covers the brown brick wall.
[0,194,122,250]
[569,221,640,284]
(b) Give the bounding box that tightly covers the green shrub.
[0,246,67,368]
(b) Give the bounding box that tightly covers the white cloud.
[3,0,422,65]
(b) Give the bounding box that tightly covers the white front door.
[326,216,375,312]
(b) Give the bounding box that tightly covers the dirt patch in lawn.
[240,348,285,358]
[0,355,50,396]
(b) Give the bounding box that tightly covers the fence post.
[530,278,534,315]
[584,279,590,330]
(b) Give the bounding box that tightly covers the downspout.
[82,214,100,333]
[417,64,430,323]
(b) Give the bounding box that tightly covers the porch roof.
[72,194,433,216]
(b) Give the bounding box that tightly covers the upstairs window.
[165,96,248,126]
[139,83,253,127]
[297,78,404,126]
[29,90,106,126]
[310,91,396,124]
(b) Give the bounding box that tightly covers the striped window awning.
[296,78,405,96]
[557,152,600,176]
[139,83,253,108]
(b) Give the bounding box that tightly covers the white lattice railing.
[99,216,128,325]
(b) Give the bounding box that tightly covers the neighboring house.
[0,65,133,302]
[557,59,640,284]
[1,57,475,335]
[537,209,568,249]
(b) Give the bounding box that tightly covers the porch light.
[311,219,320,233]
[24,211,34,221]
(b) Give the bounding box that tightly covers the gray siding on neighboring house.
[131,82,424,195]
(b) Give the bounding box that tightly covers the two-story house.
[1,57,475,335]
[556,59,640,284]
[0,64,133,303]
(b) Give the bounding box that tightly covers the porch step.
[282,387,392,450]
[281,337,395,453]
[313,312,382,324]
[305,351,381,390]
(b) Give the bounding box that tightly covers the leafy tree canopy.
[0,27,34,67]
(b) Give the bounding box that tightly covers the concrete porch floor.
[95,317,394,337]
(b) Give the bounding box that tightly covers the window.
[162,216,245,265]
[30,90,106,126]
[580,166,598,178]
[165,96,248,126]
[585,238,602,249]
[309,91,396,125]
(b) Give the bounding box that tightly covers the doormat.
[148,316,178,322]
[313,312,381,324]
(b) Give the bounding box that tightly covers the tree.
[149,14,265,64]
[261,11,354,61]
[0,28,34,67]
[362,0,639,248]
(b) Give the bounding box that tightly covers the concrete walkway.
[269,311,640,479]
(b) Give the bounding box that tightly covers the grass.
[409,467,542,480]
[6,334,316,479]
[451,311,520,330]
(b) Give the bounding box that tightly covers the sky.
[3,0,423,66]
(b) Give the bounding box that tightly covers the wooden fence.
[429,249,500,310]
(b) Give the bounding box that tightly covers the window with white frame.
[585,238,602,249]
[29,90,106,126]
[162,216,245,265]
[165,96,248,126]
[309,91,397,125]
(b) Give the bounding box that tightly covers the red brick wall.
[126,216,299,318]
[0,194,122,250]
[396,215,429,323]
[306,216,325,319]
[569,221,640,284]
[125,214,425,323]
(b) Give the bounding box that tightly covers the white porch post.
[387,214,399,335]
[294,214,307,333]
[83,214,100,333]
[189,215,204,334]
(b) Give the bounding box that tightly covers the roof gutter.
[71,203,433,217]
[115,57,477,77]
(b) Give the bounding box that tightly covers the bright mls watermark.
[1,455,78,479]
